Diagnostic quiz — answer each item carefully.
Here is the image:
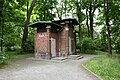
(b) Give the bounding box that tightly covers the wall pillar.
[46,26,51,59]
[58,29,61,57]
[65,21,69,56]
[73,31,76,55]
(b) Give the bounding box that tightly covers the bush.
[99,43,108,51]
[78,37,104,54]
[114,40,120,54]
[80,37,96,54]
[3,36,16,51]
[23,40,34,53]
[0,51,8,65]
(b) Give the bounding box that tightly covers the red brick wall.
[34,23,76,59]
[60,29,66,56]
[34,32,50,59]
[60,23,76,56]
[69,26,76,54]
[60,24,69,56]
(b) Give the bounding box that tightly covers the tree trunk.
[86,9,90,37]
[0,0,4,51]
[76,0,82,42]
[78,20,82,42]
[104,0,112,56]
[89,0,94,39]
[21,0,37,50]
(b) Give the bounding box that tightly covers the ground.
[0,55,100,80]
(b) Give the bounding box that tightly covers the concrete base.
[68,55,83,60]
[52,57,67,61]
[35,52,51,60]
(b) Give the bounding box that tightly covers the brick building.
[29,18,78,59]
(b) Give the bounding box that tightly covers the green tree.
[104,0,112,56]
[22,0,37,51]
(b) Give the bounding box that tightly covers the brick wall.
[60,24,69,56]
[69,26,76,54]
[60,23,76,56]
[34,24,76,59]
[34,32,50,59]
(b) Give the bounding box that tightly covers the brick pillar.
[46,26,51,59]
[65,21,69,56]
[72,23,77,55]
[58,31,61,56]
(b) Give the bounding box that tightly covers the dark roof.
[28,18,78,28]
[52,18,79,25]
[28,21,62,28]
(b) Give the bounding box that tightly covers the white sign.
[39,34,45,37]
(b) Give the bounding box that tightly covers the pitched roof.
[28,18,79,28]
[28,21,62,28]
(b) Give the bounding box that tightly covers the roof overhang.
[28,21,62,28]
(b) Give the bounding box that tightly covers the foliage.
[0,0,25,52]
[79,37,96,54]
[114,40,120,54]
[0,51,8,65]
[0,51,33,68]
[0,0,119,55]
[3,35,17,51]
[33,0,56,21]
[84,55,120,80]
[22,32,34,53]
[77,36,107,54]
[99,43,108,52]
[23,40,34,53]
[99,27,108,51]
[6,51,33,60]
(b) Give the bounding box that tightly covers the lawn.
[84,55,120,80]
[0,51,33,68]
[6,51,33,60]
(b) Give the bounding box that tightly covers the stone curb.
[82,64,103,80]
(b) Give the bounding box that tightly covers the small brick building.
[29,18,78,59]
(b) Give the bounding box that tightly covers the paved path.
[0,55,100,80]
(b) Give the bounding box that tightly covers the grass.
[0,51,33,68]
[84,55,120,80]
[6,51,33,60]
[92,50,108,55]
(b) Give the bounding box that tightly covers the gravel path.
[0,55,100,80]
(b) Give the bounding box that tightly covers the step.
[68,55,83,60]
[68,55,80,58]
[75,56,84,60]
[52,57,68,61]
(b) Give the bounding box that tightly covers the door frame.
[69,37,72,55]
[51,38,56,57]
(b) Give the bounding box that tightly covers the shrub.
[99,43,108,51]
[23,40,34,53]
[3,36,16,51]
[80,37,96,54]
[114,40,120,54]
[0,51,8,65]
